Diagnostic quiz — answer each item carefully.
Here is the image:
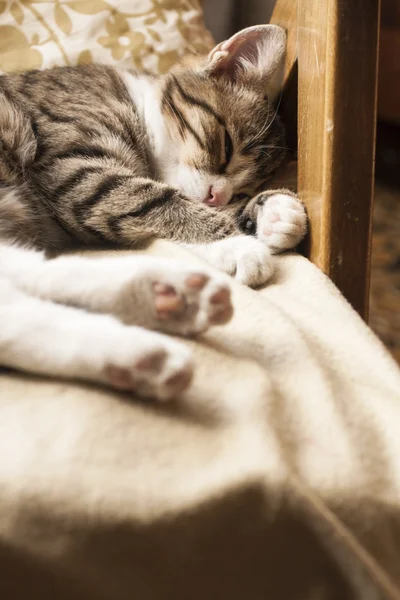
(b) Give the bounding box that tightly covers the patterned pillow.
[0,0,215,74]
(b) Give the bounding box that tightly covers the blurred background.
[204,0,274,42]
[204,0,400,365]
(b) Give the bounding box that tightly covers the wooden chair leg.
[271,1,298,155]
[273,0,381,319]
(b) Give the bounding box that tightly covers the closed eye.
[224,129,233,164]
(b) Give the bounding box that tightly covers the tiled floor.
[370,183,400,365]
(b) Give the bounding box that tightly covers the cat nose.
[204,186,228,207]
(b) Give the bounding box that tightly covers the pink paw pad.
[135,350,166,372]
[165,368,193,391]
[210,288,230,304]
[185,274,209,289]
[153,283,184,318]
[209,287,233,324]
[105,365,135,390]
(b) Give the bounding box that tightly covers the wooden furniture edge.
[272,0,381,319]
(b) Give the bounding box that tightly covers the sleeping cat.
[0,24,307,400]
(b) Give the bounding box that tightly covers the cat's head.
[161,25,287,207]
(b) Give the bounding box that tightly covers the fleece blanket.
[1,239,400,600]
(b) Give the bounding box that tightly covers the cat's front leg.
[240,190,308,253]
[183,236,274,288]
[186,191,306,287]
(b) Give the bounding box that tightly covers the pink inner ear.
[211,29,266,80]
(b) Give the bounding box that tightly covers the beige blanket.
[1,240,400,599]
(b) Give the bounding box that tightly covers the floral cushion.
[0,0,215,74]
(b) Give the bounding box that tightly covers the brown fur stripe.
[53,146,118,163]
[107,187,176,235]
[52,166,102,200]
[162,80,206,149]
[74,174,132,220]
[172,76,225,126]
[39,104,76,123]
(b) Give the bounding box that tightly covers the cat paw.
[200,236,274,287]
[151,271,232,335]
[100,327,193,401]
[116,262,233,336]
[256,193,307,253]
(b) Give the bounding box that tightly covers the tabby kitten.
[0,25,307,400]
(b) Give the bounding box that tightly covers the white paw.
[257,193,307,253]
[92,324,193,401]
[150,269,233,336]
[200,236,274,287]
[115,261,233,336]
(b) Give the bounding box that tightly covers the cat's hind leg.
[0,245,233,336]
[119,259,233,335]
[0,276,192,401]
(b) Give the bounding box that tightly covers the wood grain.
[270,0,297,85]
[270,0,298,154]
[297,0,380,318]
[272,0,380,318]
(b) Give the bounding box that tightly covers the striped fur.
[0,26,310,395]
[0,26,288,251]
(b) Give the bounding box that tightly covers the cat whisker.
[258,145,290,152]
[250,89,285,146]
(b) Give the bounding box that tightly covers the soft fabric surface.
[0,0,214,73]
[1,2,400,595]
[1,240,400,599]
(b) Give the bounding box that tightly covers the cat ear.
[205,25,286,101]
